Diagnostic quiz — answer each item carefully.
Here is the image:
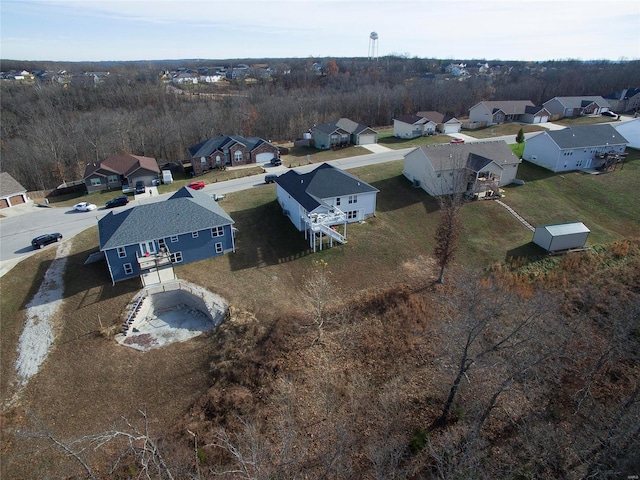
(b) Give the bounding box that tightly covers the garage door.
[9,194,25,206]
[442,124,460,134]
[357,134,377,145]
[0,199,9,209]
[256,152,275,163]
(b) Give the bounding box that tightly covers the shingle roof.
[415,141,519,172]
[416,111,445,123]
[0,172,27,196]
[313,118,374,136]
[83,154,159,179]
[546,96,612,109]
[543,124,628,149]
[188,135,270,158]
[395,114,427,125]
[274,163,379,211]
[473,100,535,115]
[98,187,234,250]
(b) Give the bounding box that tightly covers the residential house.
[522,124,628,173]
[312,118,378,150]
[393,114,437,138]
[604,88,640,113]
[403,141,521,198]
[416,111,463,134]
[519,105,552,124]
[98,187,235,285]
[468,100,539,126]
[613,118,640,149]
[542,96,612,118]
[83,154,160,194]
[274,163,379,251]
[188,135,279,174]
[0,172,29,209]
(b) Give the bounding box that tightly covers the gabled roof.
[536,222,590,237]
[98,187,234,250]
[524,105,550,115]
[274,163,379,212]
[539,124,628,149]
[416,111,445,123]
[0,172,27,196]
[313,118,375,135]
[470,100,535,115]
[413,141,519,172]
[83,154,159,179]
[544,96,612,109]
[188,135,273,158]
[394,114,428,125]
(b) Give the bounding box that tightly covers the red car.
[188,180,206,190]
[450,138,465,144]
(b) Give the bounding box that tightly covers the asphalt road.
[0,147,414,277]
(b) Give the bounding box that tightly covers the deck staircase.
[306,208,347,251]
[312,222,346,244]
[122,295,145,334]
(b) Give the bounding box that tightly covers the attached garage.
[356,133,377,145]
[0,172,29,209]
[532,222,590,252]
[256,152,275,163]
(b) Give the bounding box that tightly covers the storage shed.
[532,222,590,252]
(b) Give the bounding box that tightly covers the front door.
[140,241,156,256]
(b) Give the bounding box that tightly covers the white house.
[416,111,462,134]
[274,163,379,251]
[393,114,437,138]
[522,124,628,173]
[532,222,590,252]
[613,118,640,149]
[403,141,521,198]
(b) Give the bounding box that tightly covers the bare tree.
[433,193,463,284]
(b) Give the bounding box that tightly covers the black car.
[135,180,146,194]
[32,233,62,249]
[270,157,282,166]
[105,196,129,208]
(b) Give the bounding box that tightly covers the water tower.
[368,31,379,61]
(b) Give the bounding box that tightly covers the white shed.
[532,222,590,252]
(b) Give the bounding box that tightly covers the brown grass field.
[1,144,639,477]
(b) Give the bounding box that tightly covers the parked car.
[601,111,619,119]
[73,201,97,212]
[450,138,465,144]
[265,174,278,184]
[188,180,206,190]
[135,180,146,194]
[32,232,62,249]
[105,196,129,209]
[270,157,282,166]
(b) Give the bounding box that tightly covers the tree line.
[1,58,639,190]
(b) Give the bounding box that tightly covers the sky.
[1,0,639,63]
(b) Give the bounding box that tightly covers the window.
[216,155,222,165]
[107,175,119,184]
[158,238,167,249]
[117,246,126,258]
[170,235,178,243]
[347,211,357,219]
[139,241,156,256]
[348,195,357,204]
[90,178,102,186]
[234,151,243,163]
[336,197,341,206]
[192,231,199,238]
[215,242,223,254]
[170,252,183,263]
[211,226,224,237]
[123,263,133,275]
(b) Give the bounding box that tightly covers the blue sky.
[1,0,639,62]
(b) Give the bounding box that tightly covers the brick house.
[187,135,279,174]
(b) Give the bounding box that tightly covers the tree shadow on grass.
[228,200,313,272]
[371,174,440,214]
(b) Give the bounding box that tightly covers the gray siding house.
[542,96,612,118]
[403,141,521,198]
[312,118,378,149]
[522,124,628,173]
[99,187,235,284]
[274,163,379,251]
